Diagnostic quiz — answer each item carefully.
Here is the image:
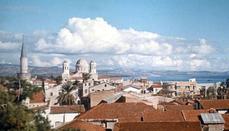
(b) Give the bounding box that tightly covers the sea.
[148,74,229,83]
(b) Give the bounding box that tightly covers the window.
[85,89,87,94]
[104,84,107,87]
[50,92,53,96]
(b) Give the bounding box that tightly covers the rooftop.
[199,99,229,109]
[78,103,155,120]
[58,120,105,131]
[143,110,185,122]
[164,105,193,111]
[200,113,225,124]
[30,90,45,103]
[50,105,85,114]
[114,122,201,131]
[182,110,209,122]
[223,114,229,130]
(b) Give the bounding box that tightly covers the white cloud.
[35,17,172,55]
[31,55,71,67]
[0,17,222,71]
[33,17,218,70]
[190,59,210,70]
[0,41,20,50]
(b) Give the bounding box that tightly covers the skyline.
[0,0,229,71]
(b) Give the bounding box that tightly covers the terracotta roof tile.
[30,91,45,103]
[223,114,229,131]
[78,103,155,120]
[199,99,229,109]
[58,120,105,131]
[182,110,209,122]
[150,84,162,88]
[114,122,201,131]
[143,110,185,122]
[164,105,194,111]
[50,105,85,114]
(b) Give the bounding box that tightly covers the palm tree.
[57,82,76,105]
[82,73,91,83]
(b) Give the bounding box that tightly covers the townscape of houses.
[17,43,229,131]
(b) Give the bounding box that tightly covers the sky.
[0,0,229,71]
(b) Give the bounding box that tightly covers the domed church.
[61,59,98,82]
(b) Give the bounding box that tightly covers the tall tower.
[89,61,96,74]
[18,38,31,80]
[89,60,98,80]
[62,60,70,82]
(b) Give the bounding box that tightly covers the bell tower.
[62,60,70,82]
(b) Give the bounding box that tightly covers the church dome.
[76,59,88,66]
[75,59,89,73]
[90,60,96,64]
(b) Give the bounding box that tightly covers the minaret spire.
[17,35,31,80]
[21,35,27,57]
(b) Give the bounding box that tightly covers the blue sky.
[0,0,229,71]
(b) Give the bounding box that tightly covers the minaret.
[18,37,31,80]
[20,43,28,74]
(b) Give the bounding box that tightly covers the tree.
[0,86,50,131]
[57,82,76,105]
[82,73,91,83]
[200,87,206,98]
[34,110,51,131]
[207,86,217,99]
[0,89,32,130]
[226,78,229,88]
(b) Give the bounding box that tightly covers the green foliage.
[34,110,51,131]
[57,82,76,105]
[0,81,51,131]
[2,78,43,103]
[0,88,36,130]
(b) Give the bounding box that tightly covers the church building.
[62,59,98,82]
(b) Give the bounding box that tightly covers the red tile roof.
[150,83,162,88]
[58,120,105,131]
[199,99,229,109]
[182,110,209,122]
[164,105,194,111]
[143,110,185,122]
[50,105,85,114]
[30,91,45,103]
[78,103,155,120]
[223,114,229,131]
[114,122,202,131]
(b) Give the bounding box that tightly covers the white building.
[79,82,116,97]
[62,59,98,82]
[45,105,85,128]
[123,85,142,94]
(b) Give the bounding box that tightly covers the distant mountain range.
[1,64,229,83]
